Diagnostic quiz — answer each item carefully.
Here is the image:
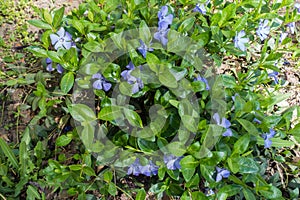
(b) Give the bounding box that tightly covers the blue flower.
[121,62,144,94]
[262,128,276,148]
[154,6,173,46]
[234,30,249,51]
[256,19,270,41]
[127,158,142,176]
[268,71,279,84]
[205,188,215,196]
[50,27,74,50]
[193,1,210,14]
[287,22,296,34]
[157,6,173,29]
[295,3,300,13]
[46,58,63,74]
[213,113,233,137]
[195,75,210,90]
[253,118,262,124]
[92,73,112,91]
[137,39,153,58]
[127,158,159,176]
[163,154,183,170]
[140,160,159,176]
[216,167,230,182]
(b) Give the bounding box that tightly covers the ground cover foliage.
[1,0,300,199]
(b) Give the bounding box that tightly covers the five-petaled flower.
[234,30,249,51]
[154,6,173,46]
[121,62,144,94]
[262,128,276,148]
[193,1,210,15]
[256,19,270,41]
[163,154,183,170]
[195,75,210,90]
[137,39,153,58]
[216,167,230,182]
[50,27,74,50]
[268,71,279,84]
[46,58,63,74]
[127,158,158,176]
[92,73,112,91]
[213,113,233,137]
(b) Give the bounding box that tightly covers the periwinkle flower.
[50,27,74,50]
[193,1,210,14]
[121,62,144,94]
[216,167,230,182]
[205,188,215,196]
[268,71,279,84]
[140,160,159,176]
[92,73,112,91]
[127,158,159,176]
[287,22,296,34]
[213,113,233,137]
[154,6,174,46]
[253,118,262,124]
[256,19,270,41]
[45,58,63,74]
[234,30,249,51]
[262,128,276,148]
[163,154,183,170]
[127,158,142,176]
[195,75,210,90]
[137,39,153,58]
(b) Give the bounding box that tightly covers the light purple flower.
[154,28,170,46]
[216,167,230,182]
[50,27,73,50]
[121,62,144,94]
[45,58,63,74]
[262,128,276,148]
[195,75,210,90]
[92,73,112,91]
[287,22,296,34]
[205,188,215,196]
[213,113,233,137]
[127,158,159,176]
[234,30,249,51]
[154,6,173,46]
[137,39,153,58]
[253,118,262,124]
[256,19,270,41]
[140,160,159,176]
[268,71,279,84]
[163,154,183,170]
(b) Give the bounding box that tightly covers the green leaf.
[69,104,97,122]
[84,41,104,52]
[108,182,117,196]
[98,106,123,121]
[243,188,256,200]
[182,168,195,182]
[19,141,27,177]
[72,20,85,34]
[233,14,248,32]
[146,53,160,74]
[56,135,72,147]
[158,66,178,88]
[43,9,53,25]
[237,119,259,136]
[139,20,151,43]
[167,142,186,156]
[0,138,18,169]
[83,166,96,176]
[53,7,65,28]
[219,3,236,27]
[232,133,250,155]
[27,46,48,57]
[136,188,147,200]
[237,157,259,173]
[123,108,143,128]
[26,185,41,199]
[178,17,195,33]
[81,123,95,148]
[257,137,294,148]
[28,19,52,29]
[180,155,199,168]
[259,185,282,199]
[60,72,74,94]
